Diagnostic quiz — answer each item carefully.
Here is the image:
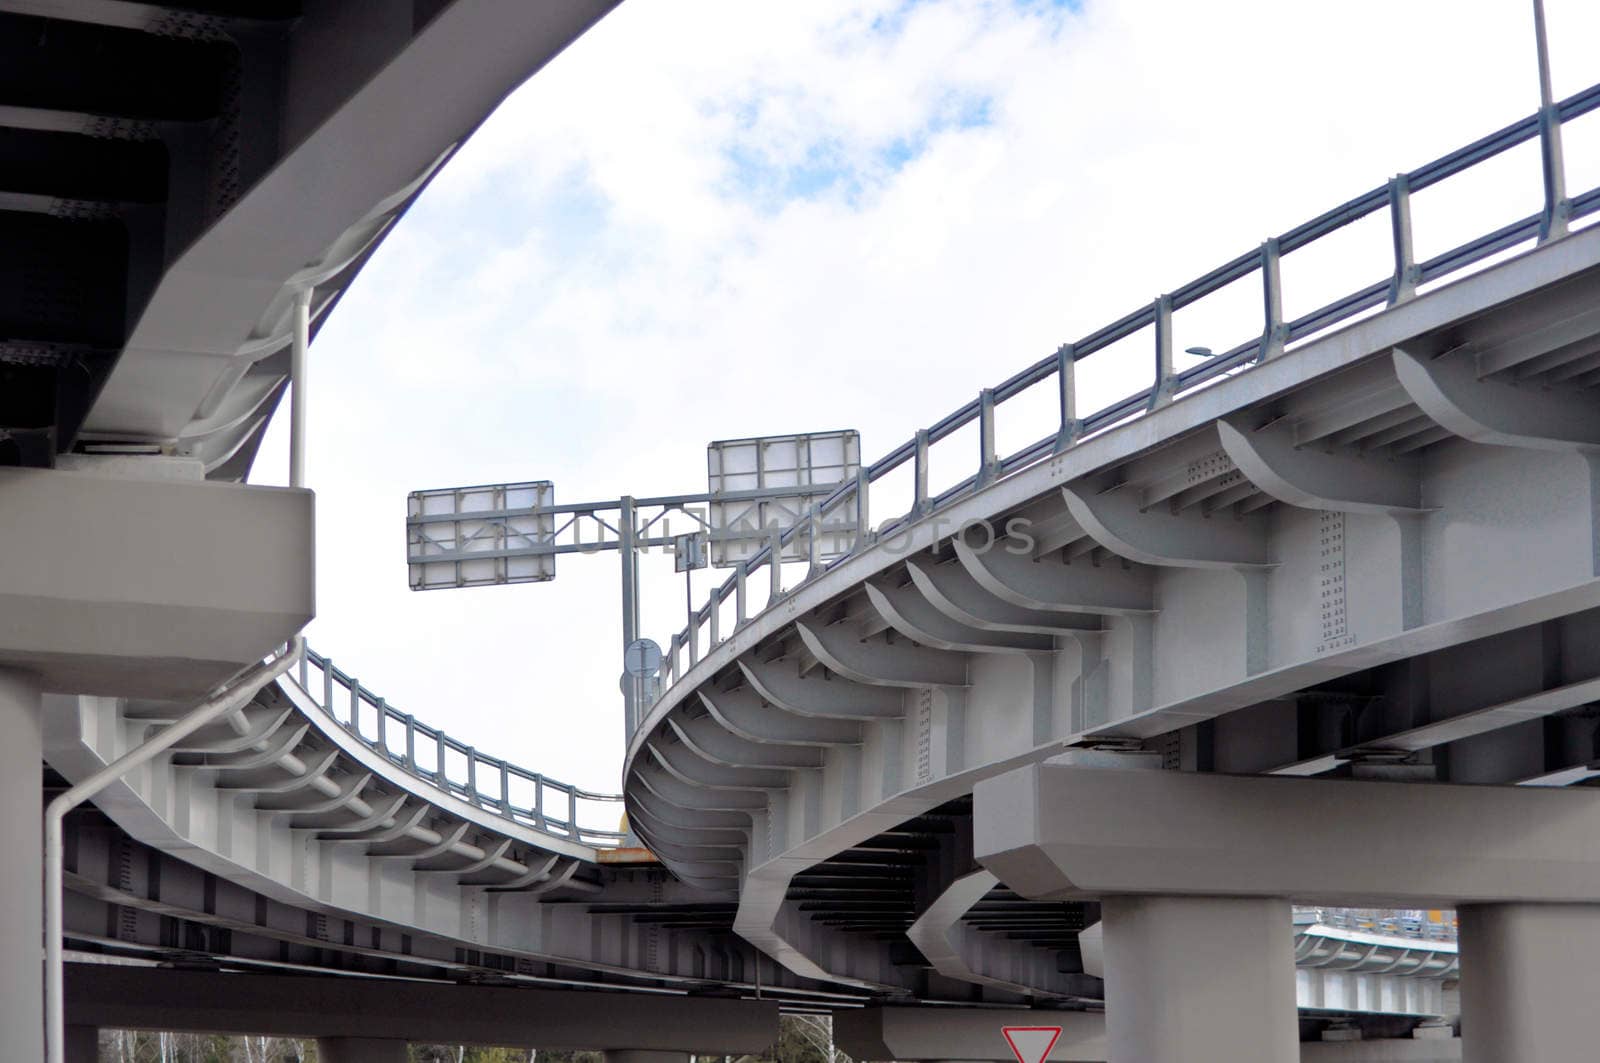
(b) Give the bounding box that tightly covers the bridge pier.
[317,1038,410,1063]
[1098,895,1298,1063]
[1457,903,1600,1062]
[0,670,42,1063]
[978,764,1600,1063]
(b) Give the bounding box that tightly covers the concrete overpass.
[623,62,1600,1063]
[4,1,1600,1061]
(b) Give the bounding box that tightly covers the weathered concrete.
[66,966,779,1052]
[975,764,1600,906]
[0,670,42,1063]
[1100,896,1298,1063]
[0,468,314,698]
[1457,903,1600,1063]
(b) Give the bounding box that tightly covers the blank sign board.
[707,430,859,568]
[407,481,555,590]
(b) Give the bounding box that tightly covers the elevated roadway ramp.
[7,2,1598,1057]
[1,0,617,480]
[623,77,1600,1060]
[47,647,871,1011]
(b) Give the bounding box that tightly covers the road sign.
[706,429,859,567]
[1002,1026,1061,1063]
[619,671,660,703]
[673,531,708,573]
[623,638,663,678]
[402,427,857,743]
[407,480,556,590]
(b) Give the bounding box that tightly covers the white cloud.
[255,0,1600,817]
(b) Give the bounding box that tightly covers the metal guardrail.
[653,80,1600,697]
[1296,907,1458,944]
[293,648,627,847]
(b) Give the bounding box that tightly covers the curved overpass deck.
[622,78,1600,1001]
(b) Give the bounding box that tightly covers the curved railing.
[1296,906,1457,944]
[651,80,1600,698]
[293,648,627,847]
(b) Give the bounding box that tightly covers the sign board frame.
[407,480,557,591]
[706,429,860,568]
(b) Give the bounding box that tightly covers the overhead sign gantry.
[405,430,861,738]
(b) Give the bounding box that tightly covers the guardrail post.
[854,466,872,551]
[1387,175,1419,304]
[404,715,416,771]
[735,562,749,626]
[500,763,511,813]
[709,586,721,646]
[466,749,478,803]
[913,429,931,514]
[806,503,821,577]
[1533,0,1569,243]
[534,776,545,827]
[1149,295,1177,409]
[348,678,361,731]
[322,658,334,711]
[1258,239,1286,362]
[689,611,700,668]
[297,651,308,689]
[976,389,998,486]
[769,527,784,600]
[436,735,447,783]
[375,698,387,753]
[1054,344,1082,451]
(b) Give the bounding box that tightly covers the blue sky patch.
[722,89,995,212]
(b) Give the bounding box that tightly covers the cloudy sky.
[255,0,1600,825]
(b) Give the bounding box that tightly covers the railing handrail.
[292,646,627,848]
[650,79,1600,700]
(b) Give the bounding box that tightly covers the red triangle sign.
[1003,1025,1062,1063]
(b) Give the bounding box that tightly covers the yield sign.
[1003,1026,1061,1063]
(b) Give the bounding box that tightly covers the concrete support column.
[316,1037,410,1063]
[0,670,42,1062]
[1458,903,1600,1062]
[603,1052,689,1063]
[1100,895,1298,1063]
[63,1025,98,1063]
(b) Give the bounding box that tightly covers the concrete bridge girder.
[974,763,1600,1061]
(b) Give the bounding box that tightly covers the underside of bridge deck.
[1,0,616,479]
[11,3,1600,1059]
[624,206,1600,1054]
